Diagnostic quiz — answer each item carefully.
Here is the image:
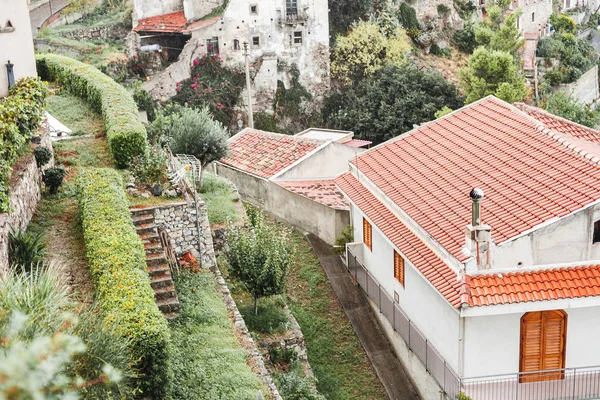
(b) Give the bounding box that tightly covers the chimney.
[464,188,492,270]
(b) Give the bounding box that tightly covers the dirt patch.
[9,152,34,189]
[415,48,468,91]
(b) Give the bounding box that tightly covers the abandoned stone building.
[130,0,330,112]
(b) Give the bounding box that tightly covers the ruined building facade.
[130,0,330,112]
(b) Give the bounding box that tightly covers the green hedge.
[36,54,147,167]
[76,168,172,399]
[0,77,48,212]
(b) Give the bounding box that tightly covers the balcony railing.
[346,244,600,400]
[278,11,308,25]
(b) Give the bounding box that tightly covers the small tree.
[166,106,230,186]
[226,212,292,315]
[545,91,600,128]
[459,47,528,104]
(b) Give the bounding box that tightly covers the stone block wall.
[153,199,216,269]
[0,136,54,274]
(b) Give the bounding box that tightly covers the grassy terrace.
[199,172,242,226]
[170,271,268,399]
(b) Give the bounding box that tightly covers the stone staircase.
[130,207,180,319]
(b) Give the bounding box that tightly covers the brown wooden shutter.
[520,310,566,382]
[394,251,404,287]
[363,218,372,250]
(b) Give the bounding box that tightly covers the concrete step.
[154,287,177,301]
[157,297,180,314]
[132,214,154,226]
[164,312,179,320]
[146,254,167,267]
[145,243,164,256]
[147,264,170,278]
[150,275,173,290]
[136,223,157,235]
[130,207,155,218]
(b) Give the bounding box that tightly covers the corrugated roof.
[276,180,350,210]
[351,96,600,264]
[220,129,323,179]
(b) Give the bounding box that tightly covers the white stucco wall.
[463,306,600,377]
[0,0,37,98]
[133,0,183,21]
[515,0,552,34]
[351,203,461,373]
[276,142,363,180]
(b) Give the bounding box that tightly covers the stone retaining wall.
[0,135,54,274]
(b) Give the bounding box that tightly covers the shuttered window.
[363,218,372,251]
[394,251,405,287]
[520,310,567,382]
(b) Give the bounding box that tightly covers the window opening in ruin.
[207,37,219,55]
[250,4,258,14]
[293,31,302,44]
[233,39,240,50]
[252,36,260,47]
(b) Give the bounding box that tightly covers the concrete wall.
[0,0,37,98]
[276,142,362,179]
[350,203,461,373]
[133,0,182,22]
[515,0,553,34]
[463,306,600,377]
[0,136,54,274]
[213,163,348,244]
[559,65,599,106]
[143,0,330,110]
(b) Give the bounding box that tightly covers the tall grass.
[199,172,240,225]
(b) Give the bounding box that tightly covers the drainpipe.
[458,309,466,378]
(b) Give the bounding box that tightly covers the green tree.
[549,13,576,34]
[435,106,454,118]
[331,20,411,86]
[459,47,528,103]
[328,0,373,38]
[166,106,230,186]
[545,91,600,128]
[474,9,524,57]
[226,212,292,315]
[324,65,464,144]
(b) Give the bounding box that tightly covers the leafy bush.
[544,91,600,128]
[76,168,172,399]
[437,3,450,14]
[269,347,297,364]
[239,298,289,333]
[34,146,53,168]
[453,0,477,18]
[537,34,597,85]
[397,3,420,30]
[133,86,156,122]
[130,144,168,185]
[0,77,48,212]
[43,166,67,194]
[173,55,244,127]
[8,229,46,271]
[549,13,576,34]
[333,225,354,256]
[276,368,326,400]
[36,54,147,167]
[453,23,477,53]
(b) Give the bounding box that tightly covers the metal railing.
[347,247,461,399]
[347,246,600,400]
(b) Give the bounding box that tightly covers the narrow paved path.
[306,234,421,400]
[29,0,71,37]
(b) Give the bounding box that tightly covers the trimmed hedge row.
[76,168,172,399]
[36,54,147,167]
[0,77,48,212]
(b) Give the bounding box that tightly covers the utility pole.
[243,41,254,129]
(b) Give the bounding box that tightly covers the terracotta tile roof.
[344,139,372,148]
[276,180,350,210]
[220,129,323,179]
[469,265,600,306]
[133,11,188,33]
[351,96,600,264]
[335,172,464,308]
[514,102,600,145]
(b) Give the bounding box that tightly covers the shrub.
[0,77,48,212]
[437,3,450,14]
[397,3,420,30]
[42,166,67,194]
[453,23,477,53]
[133,86,156,122]
[276,368,326,400]
[36,54,147,167]
[130,144,168,185]
[76,168,172,399]
[8,229,46,272]
[239,298,289,333]
[34,146,52,168]
[333,225,354,256]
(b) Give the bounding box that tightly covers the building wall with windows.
[514,0,553,34]
[0,0,37,97]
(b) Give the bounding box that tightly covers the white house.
[131,0,330,110]
[336,96,600,400]
[0,0,37,97]
[211,128,368,244]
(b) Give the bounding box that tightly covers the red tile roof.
[336,172,464,308]
[468,265,600,306]
[351,96,600,264]
[134,11,188,33]
[344,139,372,148]
[220,129,323,179]
[515,102,600,145]
[276,180,350,210]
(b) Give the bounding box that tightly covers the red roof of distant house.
[335,172,464,308]
[344,139,372,148]
[276,180,350,210]
[515,102,600,145]
[220,129,323,179]
[133,11,188,33]
[469,265,600,306]
[350,96,600,265]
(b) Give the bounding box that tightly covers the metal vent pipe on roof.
[470,188,484,227]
